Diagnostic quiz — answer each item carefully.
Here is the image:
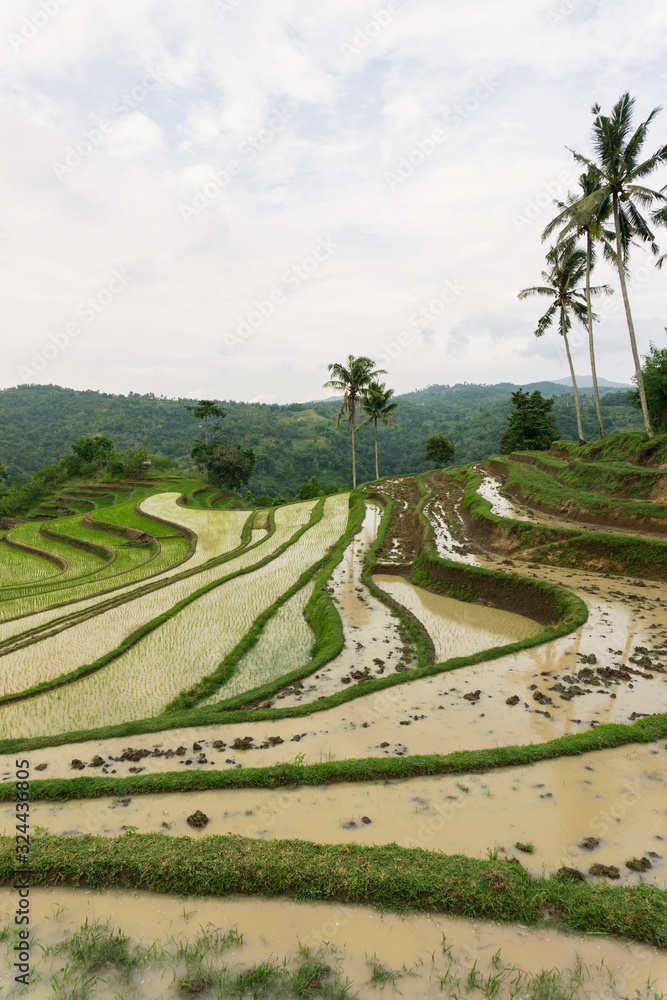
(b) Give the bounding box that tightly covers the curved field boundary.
[0,533,67,574]
[39,524,116,565]
[181,485,216,508]
[188,491,435,714]
[0,482,589,751]
[0,501,324,712]
[361,490,436,665]
[508,451,664,499]
[81,511,159,543]
[491,456,667,534]
[0,520,124,602]
[0,831,664,949]
[163,493,364,713]
[413,475,584,627]
[0,495,207,627]
[0,536,165,619]
[454,465,578,551]
[56,495,97,511]
[3,713,666,797]
[0,505,255,642]
[455,465,667,577]
[0,504,256,652]
[130,497,198,559]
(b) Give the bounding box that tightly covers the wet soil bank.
[462,471,667,579]
[497,470,667,537]
[365,477,423,563]
[379,558,567,627]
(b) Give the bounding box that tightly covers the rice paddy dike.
[1,441,667,998]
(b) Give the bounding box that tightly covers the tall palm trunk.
[612,194,654,438]
[373,418,379,479]
[585,231,605,439]
[350,397,357,489]
[561,308,586,445]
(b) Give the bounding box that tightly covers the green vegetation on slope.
[0,382,643,497]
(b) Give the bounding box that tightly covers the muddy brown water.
[4,560,666,784]
[374,575,541,661]
[276,504,411,706]
[6,742,665,889]
[1,888,665,998]
[3,491,667,982]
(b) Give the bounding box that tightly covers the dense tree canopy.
[500,390,559,453]
[71,435,114,465]
[192,440,255,490]
[0,383,643,496]
[423,433,455,467]
[628,339,667,431]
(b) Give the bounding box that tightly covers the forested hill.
[0,382,642,495]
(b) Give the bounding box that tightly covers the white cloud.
[1,0,666,400]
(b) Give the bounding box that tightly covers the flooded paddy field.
[8,742,666,889]
[6,549,666,780]
[273,504,411,707]
[1,888,666,999]
[375,574,540,660]
[3,473,667,993]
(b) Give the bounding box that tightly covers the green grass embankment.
[0,502,325,712]
[493,456,667,528]
[511,450,663,499]
[164,494,365,713]
[4,714,666,800]
[1,832,665,949]
[0,477,589,753]
[455,463,667,577]
[551,431,667,466]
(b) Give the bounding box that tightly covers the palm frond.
[517,286,554,300]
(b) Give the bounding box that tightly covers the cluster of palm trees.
[519,93,667,441]
[324,355,400,487]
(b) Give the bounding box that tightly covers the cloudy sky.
[2,0,667,404]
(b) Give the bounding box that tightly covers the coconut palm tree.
[324,355,387,489]
[518,238,611,445]
[543,165,618,439]
[358,381,401,480]
[562,93,667,438]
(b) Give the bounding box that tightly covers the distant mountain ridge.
[317,377,630,404]
[549,376,632,388]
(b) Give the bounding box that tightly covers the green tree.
[191,440,255,490]
[297,475,323,500]
[323,355,387,489]
[0,462,5,483]
[565,93,667,438]
[71,435,114,466]
[500,389,558,453]
[543,165,617,439]
[358,381,401,480]
[423,433,455,468]
[184,400,227,444]
[518,237,610,445]
[628,339,667,430]
[107,445,150,476]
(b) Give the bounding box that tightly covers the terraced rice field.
[1,455,667,997]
